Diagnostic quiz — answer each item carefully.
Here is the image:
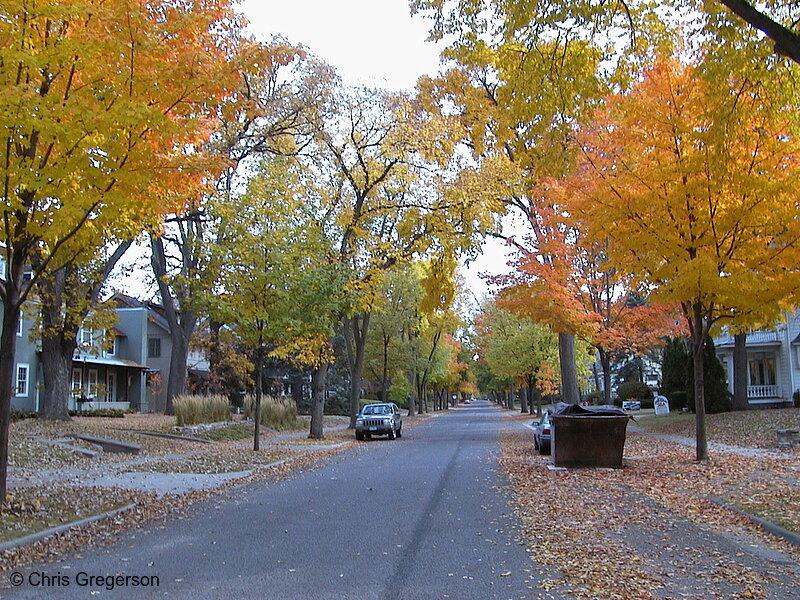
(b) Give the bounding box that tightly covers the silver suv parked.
[355,403,403,440]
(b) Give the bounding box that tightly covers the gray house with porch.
[715,315,800,409]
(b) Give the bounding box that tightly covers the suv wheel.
[355,431,364,441]
[388,427,396,440]
[396,427,402,439]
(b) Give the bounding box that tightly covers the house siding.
[715,313,799,408]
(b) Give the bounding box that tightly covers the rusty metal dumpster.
[551,403,631,468]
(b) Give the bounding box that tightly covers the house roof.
[72,356,148,370]
[108,292,170,333]
[716,330,783,348]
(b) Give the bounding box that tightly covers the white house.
[715,314,800,409]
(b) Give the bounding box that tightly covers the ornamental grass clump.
[243,395,302,431]
[174,394,230,426]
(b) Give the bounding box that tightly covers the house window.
[749,357,776,386]
[148,337,161,358]
[88,369,98,398]
[106,372,117,403]
[105,334,118,357]
[15,364,29,397]
[71,369,82,394]
[79,328,93,346]
[16,317,22,337]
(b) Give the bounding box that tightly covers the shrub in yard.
[582,390,602,405]
[244,395,302,431]
[10,410,38,422]
[174,394,230,426]
[68,408,125,418]
[617,381,653,402]
[687,336,731,414]
[668,391,687,411]
[661,337,691,400]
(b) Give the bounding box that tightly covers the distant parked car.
[622,400,642,411]
[355,403,403,440]
[532,412,553,455]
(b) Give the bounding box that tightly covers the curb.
[0,503,137,554]
[708,496,800,547]
[128,430,212,444]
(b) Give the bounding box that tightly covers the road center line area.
[2,401,562,600]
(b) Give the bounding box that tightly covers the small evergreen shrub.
[686,336,732,414]
[174,394,230,426]
[616,381,653,402]
[667,391,687,411]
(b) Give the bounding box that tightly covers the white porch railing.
[747,385,781,399]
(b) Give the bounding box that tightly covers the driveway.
[3,401,556,599]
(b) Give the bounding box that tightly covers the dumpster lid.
[552,402,633,418]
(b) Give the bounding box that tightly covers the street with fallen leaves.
[1,402,799,599]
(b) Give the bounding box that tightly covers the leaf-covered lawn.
[501,430,800,599]
[637,408,800,449]
[122,447,295,474]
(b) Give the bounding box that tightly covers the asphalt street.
[3,401,555,600]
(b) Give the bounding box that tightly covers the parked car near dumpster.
[532,412,553,455]
[355,403,403,440]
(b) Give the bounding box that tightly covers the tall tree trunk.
[253,350,263,451]
[592,362,601,398]
[38,265,74,421]
[598,348,612,405]
[732,332,749,411]
[151,234,197,414]
[165,324,194,409]
[308,362,328,439]
[344,313,370,427]
[0,285,24,500]
[410,368,420,415]
[692,306,709,461]
[520,380,528,413]
[528,374,540,416]
[39,335,75,421]
[558,332,580,403]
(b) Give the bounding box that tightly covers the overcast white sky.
[237,0,441,91]
[236,0,518,307]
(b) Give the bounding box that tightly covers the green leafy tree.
[473,300,560,415]
[364,265,420,403]
[209,156,349,445]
